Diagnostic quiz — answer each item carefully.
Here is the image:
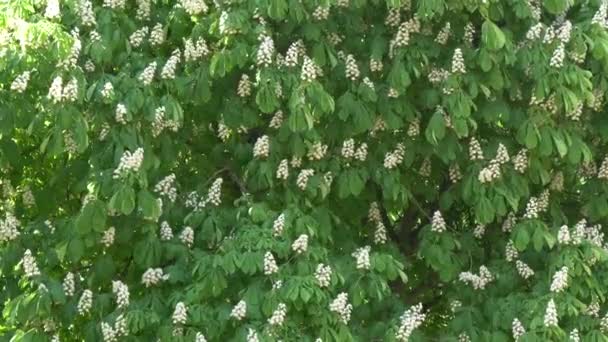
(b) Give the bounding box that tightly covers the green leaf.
[76,200,107,234]
[67,238,85,262]
[424,111,447,145]
[110,186,136,215]
[475,197,495,224]
[543,0,571,14]
[513,224,530,251]
[138,190,161,221]
[552,130,568,158]
[482,20,506,51]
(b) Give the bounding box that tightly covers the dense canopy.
[2,0,608,340]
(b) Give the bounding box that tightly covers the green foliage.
[2,0,608,341]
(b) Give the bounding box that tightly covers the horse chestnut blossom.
[3,0,608,340]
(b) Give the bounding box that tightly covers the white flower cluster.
[45,0,61,19]
[301,56,321,82]
[22,186,35,207]
[395,303,426,342]
[384,143,406,169]
[151,106,179,137]
[237,74,252,97]
[449,164,462,183]
[431,211,446,233]
[570,329,580,342]
[312,6,330,20]
[384,8,400,27]
[557,225,570,245]
[160,221,174,240]
[268,303,287,326]
[550,266,569,293]
[47,76,63,103]
[291,156,302,168]
[103,0,126,9]
[172,302,188,325]
[451,48,466,74]
[101,322,116,342]
[469,137,484,160]
[585,300,600,317]
[292,234,309,254]
[101,227,115,247]
[297,169,314,190]
[129,27,149,47]
[246,329,259,342]
[345,54,360,81]
[112,280,130,309]
[179,226,194,247]
[557,20,572,43]
[550,43,565,68]
[77,289,93,315]
[141,268,169,287]
[113,148,144,179]
[21,249,40,278]
[179,0,208,15]
[374,221,387,244]
[161,49,181,80]
[205,178,223,206]
[593,1,608,28]
[184,37,210,62]
[230,300,247,320]
[63,272,75,296]
[263,251,278,275]
[515,260,534,279]
[513,149,528,173]
[115,103,127,124]
[523,196,539,219]
[273,213,285,236]
[392,18,420,49]
[269,110,284,129]
[154,174,177,202]
[285,40,306,67]
[458,333,471,342]
[418,158,432,177]
[64,131,79,155]
[276,159,289,180]
[257,35,275,67]
[149,23,165,46]
[195,332,207,342]
[526,23,544,41]
[329,292,352,324]
[315,263,332,287]
[370,58,383,72]
[307,142,328,160]
[114,316,128,340]
[76,0,96,26]
[435,22,451,45]
[544,299,558,327]
[138,61,157,85]
[505,240,518,262]
[458,265,493,289]
[428,68,449,84]
[512,318,525,341]
[100,82,114,99]
[58,31,82,70]
[11,71,31,93]
[253,135,270,159]
[598,156,608,179]
[463,22,475,46]
[473,224,486,239]
[352,246,371,270]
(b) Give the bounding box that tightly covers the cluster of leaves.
[2,0,608,341]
